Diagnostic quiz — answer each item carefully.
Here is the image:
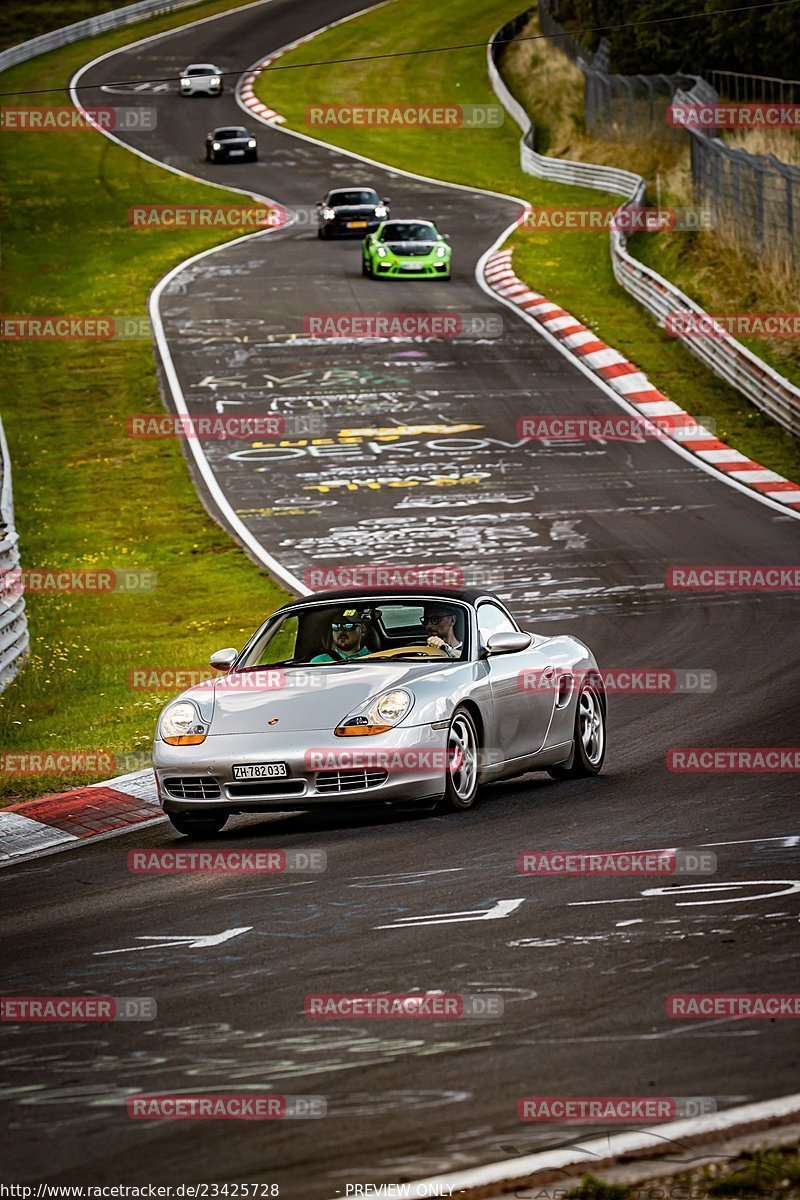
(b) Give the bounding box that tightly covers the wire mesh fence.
[537,0,799,269]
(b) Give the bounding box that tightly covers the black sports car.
[205,127,257,163]
[317,187,390,238]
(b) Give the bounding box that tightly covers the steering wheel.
[365,645,449,660]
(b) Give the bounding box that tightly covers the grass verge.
[566,1143,800,1198]
[254,0,800,482]
[0,0,293,804]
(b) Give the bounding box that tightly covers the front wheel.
[548,681,605,779]
[362,257,373,277]
[168,811,228,838]
[439,707,480,811]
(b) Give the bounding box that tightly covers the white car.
[180,64,223,96]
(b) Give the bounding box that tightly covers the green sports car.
[362,219,451,280]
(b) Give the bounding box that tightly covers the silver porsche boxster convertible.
[153,588,606,837]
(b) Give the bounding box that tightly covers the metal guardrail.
[705,69,800,104]
[0,0,202,73]
[487,13,800,441]
[0,417,28,692]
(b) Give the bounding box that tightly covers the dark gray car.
[205,126,257,163]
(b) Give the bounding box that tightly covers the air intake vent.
[164,777,222,800]
[316,769,389,793]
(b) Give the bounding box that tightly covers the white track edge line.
[381,1092,800,1198]
[69,0,311,593]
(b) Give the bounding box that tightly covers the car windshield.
[216,129,248,139]
[237,599,469,667]
[328,190,379,205]
[380,222,436,242]
[187,67,217,75]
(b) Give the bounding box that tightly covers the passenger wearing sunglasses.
[310,611,372,664]
[422,607,462,660]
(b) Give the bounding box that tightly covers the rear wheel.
[548,681,605,779]
[440,707,479,811]
[168,811,228,838]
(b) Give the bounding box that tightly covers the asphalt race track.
[2,0,799,1194]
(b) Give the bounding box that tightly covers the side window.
[477,603,516,643]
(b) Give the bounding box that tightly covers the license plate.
[347,220,368,228]
[229,149,245,156]
[232,762,289,780]
[401,263,424,271]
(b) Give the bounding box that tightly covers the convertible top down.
[153,588,606,836]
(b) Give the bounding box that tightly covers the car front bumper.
[181,82,222,95]
[153,723,448,812]
[369,256,450,278]
[211,147,256,160]
[321,218,381,237]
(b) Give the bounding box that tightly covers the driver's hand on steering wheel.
[427,636,455,658]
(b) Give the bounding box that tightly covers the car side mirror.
[382,197,390,204]
[486,631,532,655]
[442,233,450,241]
[209,647,238,671]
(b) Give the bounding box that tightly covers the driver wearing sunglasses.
[310,610,372,664]
[422,607,462,660]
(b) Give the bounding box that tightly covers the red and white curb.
[238,30,321,123]
[484,249,800,511]
[0,770,161,865]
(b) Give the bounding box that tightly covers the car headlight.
[209,76,221,85]
[436,244,448,258]
[212,142,221,151]
[160,701,208,746]
[321,207,336,220]
[374,205,388,218]
[248,138,256,148]
[181,77,191,86]
[376,245,388,258]
[335,689,413,736]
